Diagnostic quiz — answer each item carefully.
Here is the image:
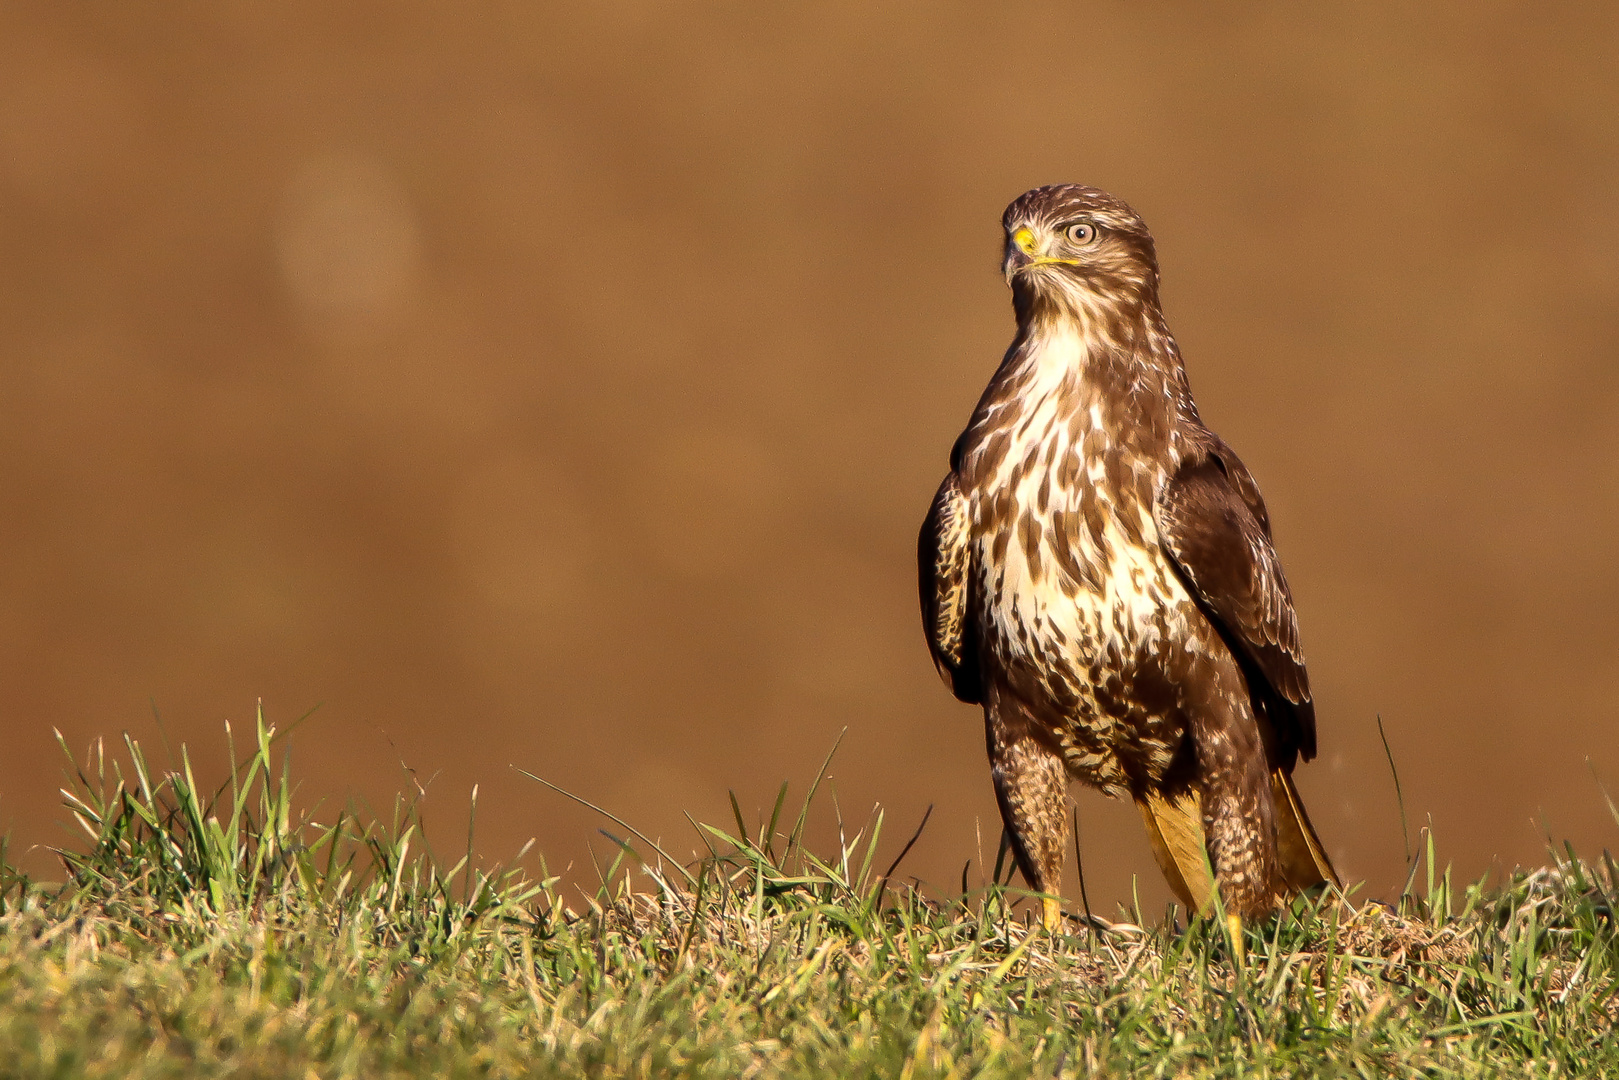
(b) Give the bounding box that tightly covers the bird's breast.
[957,318,1194,697]
[952,313,1203,790]
[964,396,1194,725]
[971,446,1184,665]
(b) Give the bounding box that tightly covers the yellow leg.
[1041,896,1063,932]
[1225,912,1246,967]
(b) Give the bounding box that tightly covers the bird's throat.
[1012,313,1114,390]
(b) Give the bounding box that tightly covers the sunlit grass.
[0,711,1615,1077]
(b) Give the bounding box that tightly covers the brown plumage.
[919,184,1338,925]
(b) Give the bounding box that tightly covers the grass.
[0,712,1615,1077]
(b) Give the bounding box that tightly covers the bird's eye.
[1065,222,1098,245]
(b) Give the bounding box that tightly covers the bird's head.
[1001,184,1160,322]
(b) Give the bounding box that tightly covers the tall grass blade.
[516,768,695,887]
[877,802,933,907]
[1377,713,1412,864]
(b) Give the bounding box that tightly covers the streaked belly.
[975,517,1195,793]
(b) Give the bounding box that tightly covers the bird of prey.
[919,184,1338,932]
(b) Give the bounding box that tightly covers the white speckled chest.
[962,328,1196,792]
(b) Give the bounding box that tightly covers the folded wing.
[918,471,981,704]
[1155,438,1314,762]
[1155,436,1338,892]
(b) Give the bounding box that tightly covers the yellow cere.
[1012,226,1037,255]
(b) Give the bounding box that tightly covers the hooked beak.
[1003,225,1038,281]
[1003,224,1081,283]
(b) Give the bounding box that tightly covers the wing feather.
[918,472,981,704]
[1155,439,1316,765]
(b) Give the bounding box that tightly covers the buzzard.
[919,184,1338,931]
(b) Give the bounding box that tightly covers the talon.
[1225,911,1246,967]
[1041,896,1063,932]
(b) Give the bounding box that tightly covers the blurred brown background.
[2,3,1617,914]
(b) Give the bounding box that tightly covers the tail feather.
[1136,771,1339,916]
[1135,790,1215,915]
[1270,769,1340,894]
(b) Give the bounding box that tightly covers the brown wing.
[918,471,981,704]
[1155,439,1316,766]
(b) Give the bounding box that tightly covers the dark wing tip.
[1294,698,1318,761]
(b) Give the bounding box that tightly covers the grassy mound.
[0,714,1615,1077]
